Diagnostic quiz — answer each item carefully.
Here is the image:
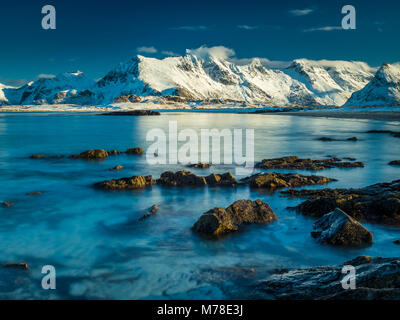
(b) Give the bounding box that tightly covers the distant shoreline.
[272,111,400,121]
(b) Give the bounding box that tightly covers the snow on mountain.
[0,83,16,105]
[2,52,397,107]
[282,59,376,106]
[9,71,95,105]
[345,63,400,106]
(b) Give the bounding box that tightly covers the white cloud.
[136,46,158,54]
[161,50,180,56]
[303,26,342,32]
[171,26,208,31]
[187,45,236,60]
[289,8,314,16]
[37,74,56,79]
[237,25,259,30]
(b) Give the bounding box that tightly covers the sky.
[0,0,399,85]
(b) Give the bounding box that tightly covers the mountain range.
[1,52,399,107]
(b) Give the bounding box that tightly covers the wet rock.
[389,160,400,166]
[190,163,211,169]
[2,201,13,208]
[367,130,400,138]
[3,262,29,270]
[393,240,400,245]
[29,154,64,159]
[138,205,159,221]
[107,149,121,156]
[242,172,336,190]
[26,191,42,196]
[282,179,400,225]
[347,137,358,141]
[94,175,154,190]
[257,256,400,300]
[318,137,334,141]
[205,172,237,186]
[344,157,357,161]
[126,147,143,155]
[109,165,123,171]
[101,110,160,116]
[255,156,364,171]
[192,199,277,237]
[158,170,207,187]
[311,208,373,246]
[69,149,110,160]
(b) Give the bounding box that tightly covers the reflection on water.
[0,112,399,299]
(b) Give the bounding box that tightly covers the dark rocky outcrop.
[109,165,123,171]
[389,160,400,166]
[26,191,42,196]
[192,199,277,237]
[367,130,400,138]
[242,172,336,190]
[394,240,400,245]
[157,171,237,187]
[138,205,159,221]
[112,94,142,103]
[189,163,211,169]
[158,170,207,187]
[70,149,115,160]
[255,156,364,171]
[282,179,400,225]
[94,175,155,190]
[257,256,400,300]
[30,154,64,159]
[126,147,143,155]
[1,201,13,208]
[3,262,29,270]
[311,208,373,246]
[101,110,160,116]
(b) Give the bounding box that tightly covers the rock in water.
[69,149,109,160]
[3,262,29,270]
[389,160,400,166]
[1,201,13,208]
[126,147,143,155]
[94,176,154,190]
[311,208,373,246]
[192,199,277,237]
[257,256,400,300]
[189,163,211,169]
[243,172,335,190]
[109,165,123,171]
[158,170,207,187]
[138,205,159,221]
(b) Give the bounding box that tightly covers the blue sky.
[0,0,399,85]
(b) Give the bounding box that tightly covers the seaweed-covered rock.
[282,179,400,225]
[311,208,373,246]
[94,175,154,190]
[192,199,277,237]
[255,156,363,171]
[257,256,400,300]
[242,172,335,190]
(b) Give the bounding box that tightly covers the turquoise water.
[0,112,399,299]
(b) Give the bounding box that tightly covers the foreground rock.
[389,160,400,166]
[192,199,277,237]
[282,179,400,225]
[69,149,120,160]
[94,176,155,190]
[158,171,237,187]
[101,110,161,116]
[138,205,159,221]
[242,172,336,190]
[256,156,364,171]
[258,256,400,300]
[311,208,373,246]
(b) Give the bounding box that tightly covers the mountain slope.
[345,63,400,106]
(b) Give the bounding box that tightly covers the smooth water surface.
[0,112,399,299]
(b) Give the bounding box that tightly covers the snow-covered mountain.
[2,52,398,107]
[345,63,400,106]
[0,83,16,105]
[6,71,94,105]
